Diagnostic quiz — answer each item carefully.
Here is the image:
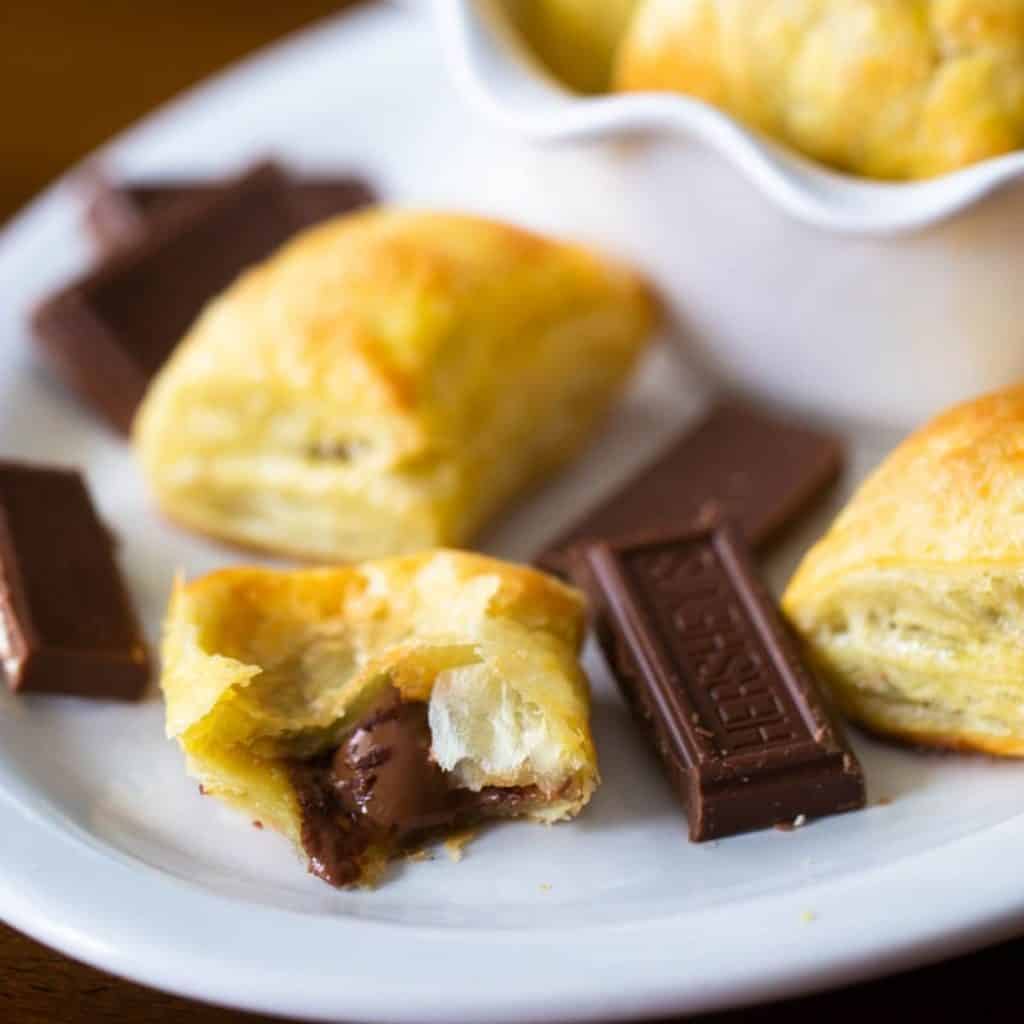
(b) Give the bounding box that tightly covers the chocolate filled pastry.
[161,551,598,886]
[134,209,656,561]
[614,0,1024,180]
[784,385,1024,756]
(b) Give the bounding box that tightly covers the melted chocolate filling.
[289,686,535,886]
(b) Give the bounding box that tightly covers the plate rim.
[2,4,1024,1021]
[4,770,1024,1023]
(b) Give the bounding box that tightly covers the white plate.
[2,5,1024,1022]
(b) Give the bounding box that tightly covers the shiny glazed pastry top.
[783,385,1024,756]
[133,208,656,562]
[161,551,598,886]
[612,0,1024,180]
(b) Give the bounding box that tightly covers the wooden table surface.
[1,2,1021,1021]
[1,919,1018,1023]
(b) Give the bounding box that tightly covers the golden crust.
[855,716,1024,758]
[133,209,656,562]
[832,682,1024,756]
[614,0,1024,180]
[786,385,1024,594]
[784,384,1024,758]
[161,551,599,872]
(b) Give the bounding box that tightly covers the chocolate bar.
[33,161,373,435]
[84,164,375,254]
[0,461,150,699]
[573,521,864,839]
[537,402,842,576]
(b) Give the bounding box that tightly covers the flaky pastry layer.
[784,384,1024,756]
[134,209,656,561]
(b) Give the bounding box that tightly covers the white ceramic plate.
[2,5,1024,1022]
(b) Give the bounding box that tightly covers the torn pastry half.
[133,208,657,562]
[161,551,598,886]
[783,385,1024,756]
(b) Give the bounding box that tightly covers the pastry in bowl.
[784,385,1024,755]
[133,209,656,561]
[614,0,1024,180]
[161,551,598,886]
[510,0,641,93]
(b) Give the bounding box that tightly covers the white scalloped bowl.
[433,0,1024,427]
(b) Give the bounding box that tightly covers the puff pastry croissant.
[615,0,1024,180]
[784,385,1024,756]
[162,551,598,886]
[133,209,655,562]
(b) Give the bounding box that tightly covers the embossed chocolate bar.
[0,461,150,699]
[574,521,864,840]
[84,161,375,254]
[537,402,843,576]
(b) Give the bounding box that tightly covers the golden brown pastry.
[511,0,641,93]
[783,385,1024,756]
[133,209,656,562]
[162,551,598,886]
[614,0,1024,180]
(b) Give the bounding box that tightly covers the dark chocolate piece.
[290,686,535,887]
[34,161,373,435]
[85,166,375,255]
[573,521,864,840]
[0,461,149,699]
[332,693,469,837]
[537,402,843,576]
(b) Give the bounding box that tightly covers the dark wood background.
[1,1,1021,1021]
[1,1,344,224]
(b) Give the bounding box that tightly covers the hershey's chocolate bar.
[538,402,842,576]
[574,522,864,840]
[0,461,150,699]
[85,165,375,254]
[33,160,374,435]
